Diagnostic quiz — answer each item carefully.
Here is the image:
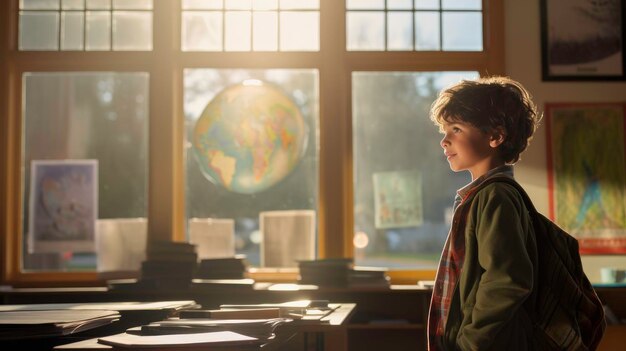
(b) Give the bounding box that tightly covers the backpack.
[469,176,606,350]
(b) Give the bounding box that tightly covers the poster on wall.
[373,170,423,229]
[540,0,625,81]
[28,160,98,254]
[546,103,626,254]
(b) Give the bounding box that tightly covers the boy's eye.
[453,127,461,133]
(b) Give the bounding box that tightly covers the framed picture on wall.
[546,103,626,254]
[540,0,626,81]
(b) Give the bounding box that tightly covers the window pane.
[19,11,59,50]
[442,0,481,10]
[253,11,278,51]
[225,0,252,10]
[225,11,251,51]
[61,12,84,50]
[414,0,439,9]
[387,0,412,10]
[182,0,223,9]
[87,0,111,10]
[346,0,384,10]
[280,0,319,10]
[415,11,439,50]
[62,0,84,9]
[113,11,152,50]
[280,11,319,51]
[442,12,482,51]
[352,71,479,269]
[184,69,319,267]
[113,0,153,10]
[22,72,149,272]
[20,0,59,10]
[182,12,223,51]
[253,0,277,9]
[86,11,111,50]
[346,12,384,51]
[387,11,412,51]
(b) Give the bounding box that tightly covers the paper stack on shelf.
[195,256,248,279]
[114,241,199,290]
[0,309,120,340]
[298,258,353,286]
[348,266,390,288]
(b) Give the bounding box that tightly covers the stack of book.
[195,256,248,279]
[348,266,391,288]
[298,258,353,287]
[139,241,198,289]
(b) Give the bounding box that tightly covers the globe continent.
[192,81,307,194]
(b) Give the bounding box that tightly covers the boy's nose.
[440,135,449,148]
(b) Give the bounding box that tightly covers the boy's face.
[439,120,504,180]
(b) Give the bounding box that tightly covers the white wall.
[505,0,626,282]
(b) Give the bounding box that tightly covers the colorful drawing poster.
[29,160,98,253]
[547,103,626,253]
[373,170,423,229]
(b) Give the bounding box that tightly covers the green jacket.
[443,182,539,351]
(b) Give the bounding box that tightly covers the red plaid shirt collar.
[427,165,514,350]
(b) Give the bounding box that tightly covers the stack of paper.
[0,310,120,340]
[140,241,198,289]
[348,266,391,288]
[298,258,353,286]
[0,301,199,313]
[195,256,248,279]
[98,330,261,350]
[135,318,290,341]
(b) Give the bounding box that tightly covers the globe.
[192,80,308,194]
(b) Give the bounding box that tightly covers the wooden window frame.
[0,0,503,287]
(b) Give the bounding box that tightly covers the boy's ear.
[489,128,506,148]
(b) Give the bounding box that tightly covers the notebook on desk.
[218,300,339,322]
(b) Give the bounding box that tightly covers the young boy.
[427,76,541,351]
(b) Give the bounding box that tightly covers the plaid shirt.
[427,166,514,351]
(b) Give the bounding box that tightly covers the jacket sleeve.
[456,185,533,351]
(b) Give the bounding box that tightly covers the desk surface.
[53,304,356,351]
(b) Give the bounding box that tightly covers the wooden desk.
[1,285,430,351]
[53,304,356,351]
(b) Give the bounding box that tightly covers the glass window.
[184,69,319,267]
[4,0,502,284]
[19,0,153,51]
[346,0,483,51]
[442,11,482,51]
[181,0,320,51]
[352,71,479,269]
[19,11,59,50]
[22,72,149,272]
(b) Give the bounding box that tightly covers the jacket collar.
[456,165,515,202]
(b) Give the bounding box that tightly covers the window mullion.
[148,0,183,243]
[319,0,351,258]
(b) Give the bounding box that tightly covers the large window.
[0,0,503,284]
[184,69,319,266]
[21,72,149,272]
[352,71,478,269]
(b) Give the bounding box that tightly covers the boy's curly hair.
[430,76,541,164]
